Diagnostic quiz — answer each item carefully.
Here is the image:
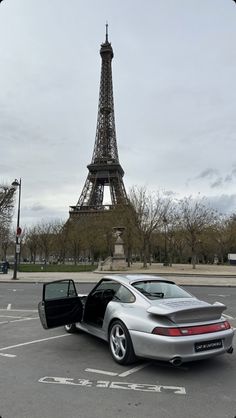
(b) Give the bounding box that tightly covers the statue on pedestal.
[111,227,127,271]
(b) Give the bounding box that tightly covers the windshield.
[132,281,193,300]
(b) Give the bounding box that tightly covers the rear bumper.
[130,328,235,363]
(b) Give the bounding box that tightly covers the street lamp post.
[163,216,169,267]
[12,178,22,280]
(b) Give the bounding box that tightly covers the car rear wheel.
[64,323,77,333]
[109,320,136,365]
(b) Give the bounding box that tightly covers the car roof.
[102,274,175,285]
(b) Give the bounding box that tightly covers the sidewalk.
[1,263,236,286]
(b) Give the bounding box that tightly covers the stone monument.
[111,227,127,271]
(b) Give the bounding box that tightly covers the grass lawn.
[17,264,97,273]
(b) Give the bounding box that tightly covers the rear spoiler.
[147,301,227,323]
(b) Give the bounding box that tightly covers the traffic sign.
[16,227,22,237]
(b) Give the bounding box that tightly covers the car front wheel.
[109,320,136,365]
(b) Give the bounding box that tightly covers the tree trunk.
[191,253,197,269]
[142,238,148,268]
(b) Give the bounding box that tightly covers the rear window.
[132,281,192,300]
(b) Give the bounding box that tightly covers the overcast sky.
[1,0,236,228]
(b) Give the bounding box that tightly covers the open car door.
[38,280,83,329]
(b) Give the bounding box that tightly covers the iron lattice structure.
[70,27,128,217]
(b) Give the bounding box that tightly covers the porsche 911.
[38,275,234,366]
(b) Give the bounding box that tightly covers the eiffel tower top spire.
[105,22,108,43]
[70,28,128,216]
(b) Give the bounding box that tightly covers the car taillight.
[152,321,231,337]
[152,327,182,336]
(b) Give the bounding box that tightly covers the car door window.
[114,285,135,303]
[39,280,82,329]
[44,280,77,301]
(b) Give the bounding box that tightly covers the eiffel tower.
[69,26,128,218]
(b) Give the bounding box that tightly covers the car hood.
[146,298,226,323]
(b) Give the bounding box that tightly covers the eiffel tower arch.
[69,26,128,219]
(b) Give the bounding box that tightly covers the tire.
[109,320,136,365]
[64,323,77,333]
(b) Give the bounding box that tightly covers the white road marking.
[0,334,71,351]
[223,314,234,320]
[0,315,38,324]
[7,304,11,310]
[85,362,151,378]
[85,368,118,376]
[208,294,230,298]
[118,362,151,377]
[0,309,38,312]
[39,376,186,395]
[0,353,16,358]
[9,317,38,323]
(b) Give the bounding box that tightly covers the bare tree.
[224,214,236,255]
[36,221,54,263]
[0,184,15,227]
[66,221,82,264]
[0,225,11,260]
[0,184,16,260]
[129,186,171,268]
[50,220,69,263]
[178,197,217,269]
[24,226,39,263]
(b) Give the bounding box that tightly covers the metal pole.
[12,179,21,280]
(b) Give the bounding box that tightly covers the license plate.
[195,339,223,352]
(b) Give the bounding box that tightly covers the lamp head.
[12,179,20,187]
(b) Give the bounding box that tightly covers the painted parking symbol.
[39,376,186,395]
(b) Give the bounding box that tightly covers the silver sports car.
[38,274,234,366]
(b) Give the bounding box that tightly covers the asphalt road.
[0,282,236,317]
[0,283,235,418]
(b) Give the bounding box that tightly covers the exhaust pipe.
[169,357,183,367]
[227,346,233,354]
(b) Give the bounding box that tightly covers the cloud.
[232,166,236,176]
[210,178,223,188]
[30,204,45,212]
[162,190,177,197]
[204,194,236,215]
[173,193,236,215]
[210,165,236,188]
[196,168,219,179]
[224,174,233,183]
[188,164,236,190]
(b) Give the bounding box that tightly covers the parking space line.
[10,318,38,323]
[0,334,71,351]
[0,353,16,358]
[208,294,230,298]
[0,316,39,324]
[223,314,234,320]
[85,368,118,376]
[85,362,152,378]
[0,309,38,312]
[118,362,151,377]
